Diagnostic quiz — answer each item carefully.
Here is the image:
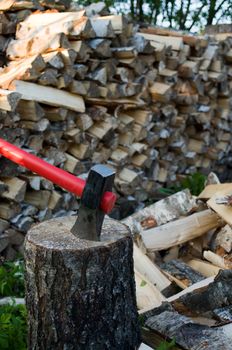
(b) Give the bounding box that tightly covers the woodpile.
[0,3,232,263]
[0,0,72,68]
[123,173,232,349]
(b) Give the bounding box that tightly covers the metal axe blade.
[71,164,115,241]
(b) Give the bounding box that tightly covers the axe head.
[71,164,115,241]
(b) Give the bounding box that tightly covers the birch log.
[171,270,232,315]
[144,303,232,350]
[24,216,140,349]
[123,189,197,235]
[141,209,222,251]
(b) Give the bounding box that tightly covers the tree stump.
[24,216,140,350]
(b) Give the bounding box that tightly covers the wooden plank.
[161,259,205,288]
[9,12,85,57]
[0,0,15,10]
[149,82,172,102]
[48,191,62,211]
[0,55,46,89]
[70,17,95,38]
[133,244,171,291]
[140,276,215,314]
[141,210,222,251]
[0,201,20,220]
[85,96,145,107]
[187,259,221,277]
[178,60,199,78]
[17,100,45,121]
[68,143,90,160]
[138,343,153,350]
[126,109,152,126]
[69,41,91,61]
[63,153,85,175]
[85,2,106,17]
[203,250,232,269]
[12,80,85,112]
[0,89,21,111]
[198,183,232,200]
[135,269,165,310]
[9,1,41,10]
[215,33,232,41]
[207,187,232,225]
[140,26,204,48]
[168,276,215,302]
[16,11,85,39]
[90,18,115,38]
[7,32,70,59]
[1,177,26,202]
[138,32,184,51]
[24,190,51,210]
[215,224,232,253]
[112,47,137,59]
[99,15,126,34]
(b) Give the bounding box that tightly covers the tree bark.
[25,216,140,350]
[144,303,232,350]
[172,269,232,316]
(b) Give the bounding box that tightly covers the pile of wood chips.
[123,173,232,349]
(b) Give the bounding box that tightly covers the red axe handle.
[0,138,116,214]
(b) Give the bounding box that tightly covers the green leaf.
[140,280,147,287]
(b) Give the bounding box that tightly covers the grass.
[0,259,27,349]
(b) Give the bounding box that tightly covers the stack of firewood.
[0,3,232,259]
[0,0,72,67]
[2,170,232,349]
[124,173,232,349]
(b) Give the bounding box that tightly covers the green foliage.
[180,173,206,196]
[157,338,176,350]
[0,302,27,350]
[159,172,207,196]
[0,259,27,350]
[0,259,25,298]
